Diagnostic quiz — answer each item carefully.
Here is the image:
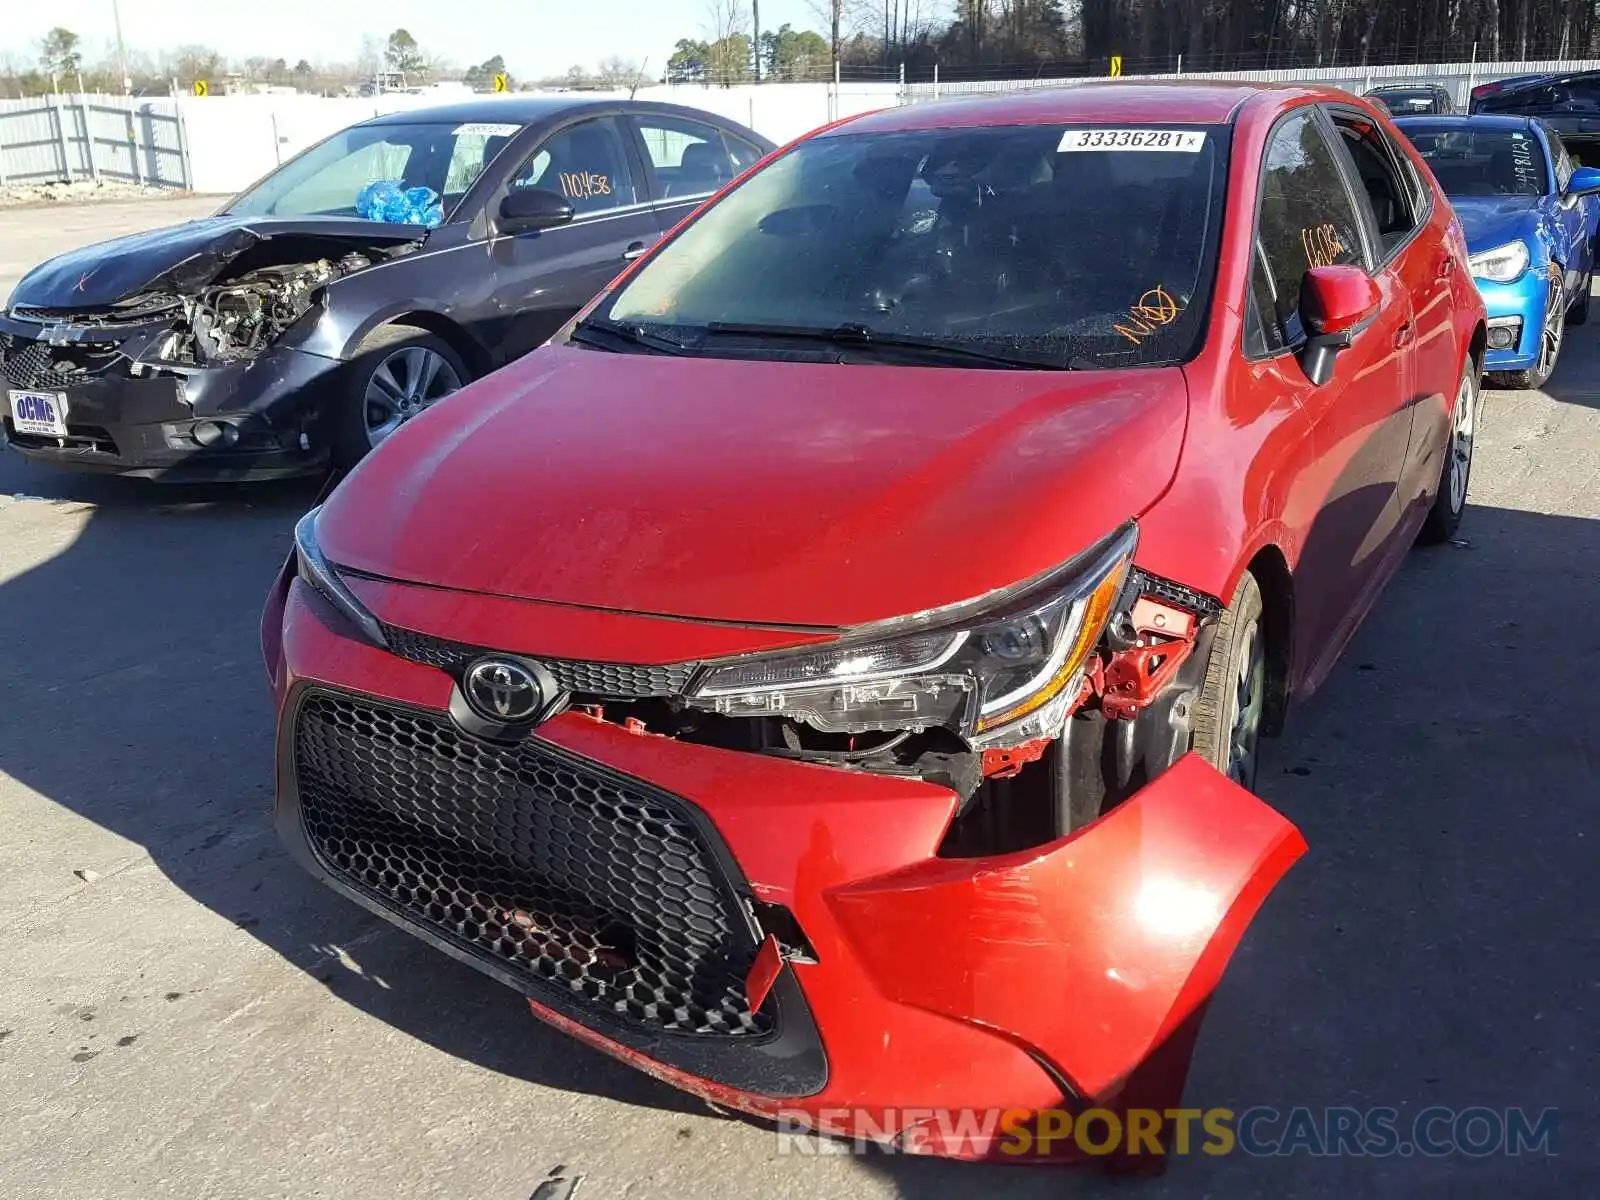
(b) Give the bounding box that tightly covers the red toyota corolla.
[263,83,1485,1160]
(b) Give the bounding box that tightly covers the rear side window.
[1254,110,1366,346]
[1329,112,1425,258]
[635,115,743,199]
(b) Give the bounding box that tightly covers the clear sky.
[6,0,827,79]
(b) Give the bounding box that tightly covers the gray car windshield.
[595,122,1229,369]
[226,120,525,222]
[1402,126,1548,196]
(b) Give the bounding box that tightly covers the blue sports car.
[1396,114,1600,387]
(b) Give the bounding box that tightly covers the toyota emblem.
[463,658,544,723]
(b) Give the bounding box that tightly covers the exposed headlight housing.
[686,523,1138,748]
[294,506,388,649]
[1468,240,1530,282]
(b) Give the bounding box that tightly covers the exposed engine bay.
[577,567,1226,856]
[4,234,417,377]
[167,244,400,364]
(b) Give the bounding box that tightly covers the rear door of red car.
[1245,106,1415,680]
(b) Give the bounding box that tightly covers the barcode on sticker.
[1058,129,1207,153]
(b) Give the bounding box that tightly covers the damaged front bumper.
[264,569,1307,1162]
[1,314,337,480]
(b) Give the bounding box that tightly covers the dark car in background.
[1472,70,1600,159]
[1365,83,1454,116]
[0,98,773,481]
[1468,74,1555,112]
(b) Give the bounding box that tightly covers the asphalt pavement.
[0,198,1595,1198]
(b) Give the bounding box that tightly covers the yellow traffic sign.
[193,79,209,97]
[493,73,508,93]
[1109,56,1123,78]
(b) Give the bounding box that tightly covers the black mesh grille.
[382,624,699,698]
[293,690,771,1037]
[2,339,51,389]
[0,336,119,390]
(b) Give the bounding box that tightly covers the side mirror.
[497,187,574,234]
[1297,265,1382,387]
[1565,164,1600,199]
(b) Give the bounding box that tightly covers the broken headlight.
[686,522,1136,747]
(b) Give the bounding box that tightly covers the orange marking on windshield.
[1113,286,1183,345]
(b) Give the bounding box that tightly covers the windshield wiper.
[702,321,1071,370]
[571,317,694,356]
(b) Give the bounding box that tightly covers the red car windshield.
[597,122,1230,369]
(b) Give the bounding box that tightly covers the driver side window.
[508,118,639,216]
[1250,110,1367,353]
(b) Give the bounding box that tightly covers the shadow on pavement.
[0,456,707,1122]
[1,452,1595,1197]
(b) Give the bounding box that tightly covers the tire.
[1418,361,1480,545]
[1190,572,1267,792]
[1490,282,1564,389]
[330,325,469,470]
[1567,271,1591,326]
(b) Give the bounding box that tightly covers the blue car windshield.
[1403,126,1547,197]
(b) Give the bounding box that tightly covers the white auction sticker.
[1058,128,1207,153]
[452,122,522,138]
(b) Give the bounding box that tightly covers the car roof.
[1392,113,1534,131]
[833,80,1338,134]
[357,96,753,131]
[1368,84,1444,93]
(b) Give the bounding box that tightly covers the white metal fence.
[0,95,190,189]
[908,57,1600,110]
[4,58,1597,196]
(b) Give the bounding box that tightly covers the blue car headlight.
[1468,240,1531,283]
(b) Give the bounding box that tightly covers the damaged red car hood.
[317,343,1190,628]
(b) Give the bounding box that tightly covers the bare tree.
[808,0,847,71]
[596,54,646,89]
[705,0,752,85]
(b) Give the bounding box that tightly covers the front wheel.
[1190,572,1267,792]
[331,325,468,469]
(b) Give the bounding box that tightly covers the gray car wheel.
[332,325,469,469]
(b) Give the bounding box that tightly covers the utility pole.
[752,0,762,82]
[111,0,132,93]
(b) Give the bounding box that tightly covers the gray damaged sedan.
[0,97,771,481]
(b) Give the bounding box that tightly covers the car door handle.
[1394,321,1416,348]
[623,241,649,260]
